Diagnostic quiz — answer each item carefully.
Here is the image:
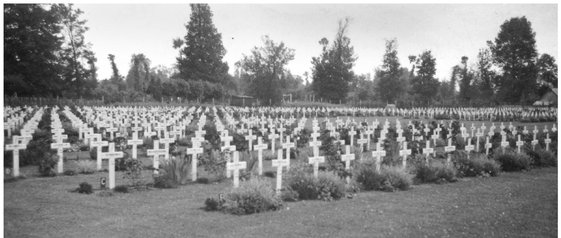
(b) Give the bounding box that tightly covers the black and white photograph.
[3,2,558,237]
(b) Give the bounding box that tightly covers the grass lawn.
[5,162,557,238]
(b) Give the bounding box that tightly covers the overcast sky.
[76,4,558,82]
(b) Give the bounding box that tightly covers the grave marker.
[100,142,124,189]
[341,145,355,184]
[271,149,289,194]
[226,151,246,188]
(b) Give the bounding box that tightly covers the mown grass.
[5,163,557,238]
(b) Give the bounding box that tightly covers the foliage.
[126,54,151,92]
[490,16,538,104]
[113,185,129,193]
[123,157,145,187]
[153,175,178,189]
[176,4,229,84]
[493,150,532,171]
[376,39,406,103]
[353,161,411,192]
[200,147,227,180]
[222,177,283,215]
[284,162,346,201]
[64,170,77,176]
[414,161,458,184]
[236,36,295,105]
[204,197,225,211]
[452,152,500,177]
[409,50,440,106]
[536,53,558,88]
[38,153,58,177]
[528,149,556,167]
[77,182,93,194]
[311,18,357,103]
[158,156,190,185]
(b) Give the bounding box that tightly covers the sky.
[76,4,558,82]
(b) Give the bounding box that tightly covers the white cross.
[245,130,256,151]
[127,132,144,159]
[253,137,268,176]
[147,140,167,175]
[465,138,475,158]
[51,139,71,174]
[220,130,236,152]
[159,134,176,160]
[372,143,386,172]
[522,126,529,135]
[282,136,295,168]
[348,128,357,146]
[399,141,411,169]
[308,146,325,179]
[268,128,279,151]
[186,142,204,181]
[500,133,509,152]
[545,133,552,151]
[341,145,355,184]
[90,134,108,170]
[226,151,247,188]
[5,140,26,177]
[444,138,456,166]
[100,142,124,189]
[485,137,492,155]
[106,126,118,140]
[271,149,289,194]
[515,134,524,153]
[422,140,433,164]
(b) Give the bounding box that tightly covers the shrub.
[223,177,282,215]
[159,156,190,185]
[414,162,457,184]
[77,182,93,194]
[113,185,129,193]
[280,187,299,202]
[353,161,411,192]
[89,148,97,160]
[493,150,532,172]
[153,175,177,189]
[205,197,225,211]
[529,149,557,167]
[38,153,58,177]
[64,170,76,176]
[197,177,210,184]
[123,158,145,187]
[315,172,346,201]
[453,152,501,177]
[76,160,97,174]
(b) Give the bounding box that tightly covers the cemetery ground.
[4,163,557,237]
[4,110,558,237]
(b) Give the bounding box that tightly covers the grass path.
[4,167,557,238]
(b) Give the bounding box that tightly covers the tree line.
[4,4,557,106]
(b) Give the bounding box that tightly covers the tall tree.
[458,56,475,104]
[409,50,439,106]
[126,54,151,92]
[176,4,229,84]
[490,16,538,103]
[473,47,496,104]
[311,18,357,103]
[376,38,404,103]
[536,53,557,88]
[236,36,295,105]
[4,4,65,97]
[55,4,97,98]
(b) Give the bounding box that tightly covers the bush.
[205,197,225,211]
[493,150,532,172]
[315,172,346,201]
[64,170,76,176]
[38,153,58,177]
[159,156,190,185]
[77,182,93,194]
[414,162,457,184]
[123,158,144,187]
[153,175,177,189]
[529,149,557,167]
[284,162,346,201]
[353,161,411,192]
[453,152,500,177]
[113,185,129,193]
[76,160,97,174]
[222,177,282,215]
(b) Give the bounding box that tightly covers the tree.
[409,50,439,106]
[490,16,538,104]
[472,47,496,104]
[126,54,151,92]
[236,36,295,105]
[536,54,557,88]
[311,18,357,103]
[55,4,97,98]
[457,56,475,104]
[175,4,229,84]
[4,4,65,97]
[376,39,404,103]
